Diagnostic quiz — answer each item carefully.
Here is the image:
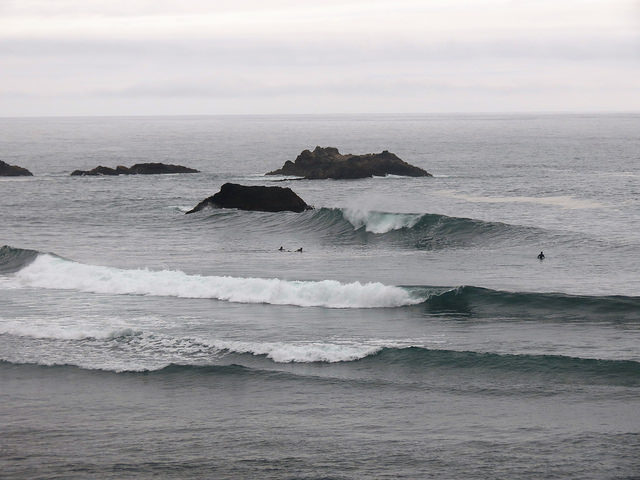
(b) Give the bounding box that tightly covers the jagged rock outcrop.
[266,146,431,179]
[71,163,199,176]
[71,166,120,176]
[0,160,33,176]
[186,183,313,214]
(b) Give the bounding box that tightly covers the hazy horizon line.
[2,110,640,120]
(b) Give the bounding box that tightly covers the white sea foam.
[1,323,449,369]
[372,174,406,179]
[0,320,142,341]
[167,205,194,213]
[0,333,388,369]
[11,254,421,308]
[341,208,422,234]
[216,337,446,363]
[0,339,383,371]
[255,174,304,181]
[216,340,383,363]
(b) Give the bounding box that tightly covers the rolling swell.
[4,347,638,386]
[190,207,540,248]
[3,245,639,316]
[220,345,640,385]
[361,347,640,385]
[0,245,39,274]
[415,286,640,321]
[339,208,538,248]
[314,208,540,248]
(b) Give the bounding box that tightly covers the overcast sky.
[1,0,639,116]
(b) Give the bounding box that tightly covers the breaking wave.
[2,343,638,387]
[340,208,423,233]
[1,246,422,308]
[334,208,540,248]
[191,207,541,248]
[0,245,39,274]
[2,246,639,317]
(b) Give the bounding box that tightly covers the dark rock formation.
[186,183,312,214]
[71,165,119,176]
[127,163,199,174]
[266,146,431,179]
[71,162,199,176]
[0,160,33,176]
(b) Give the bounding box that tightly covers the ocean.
[1,114,639,479]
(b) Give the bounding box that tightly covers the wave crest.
[3,344,638,386]
[4,246,638,317]
[216,340,383,363]
[0,245,39,274]
[417,285,640,320]
[320,208,537,248]
[191,208,535,247]
[7,253,423,308]
[341,208,422,233]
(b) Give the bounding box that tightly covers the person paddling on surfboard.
[537,251,545,260]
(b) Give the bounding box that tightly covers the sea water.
[1,114,639,479]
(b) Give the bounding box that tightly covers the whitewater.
[10,253,422,308]
[1,114,639,479]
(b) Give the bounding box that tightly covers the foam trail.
[0,321,141,341]
[341,208,422,234]
[11,254,422,308]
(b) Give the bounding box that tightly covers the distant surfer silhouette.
[537,251,545,260]
[278,246,302,252]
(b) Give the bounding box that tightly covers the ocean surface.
[1,114,639,479]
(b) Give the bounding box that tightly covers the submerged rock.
[186,183,313,214]
[266,146,431,179]
[71,162,199,176]
[0,160,33,176]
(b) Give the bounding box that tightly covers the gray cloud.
[1,0,639,115]
[2,34,638,62]
[88,79,639,99]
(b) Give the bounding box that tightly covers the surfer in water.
[278,246,303,252]
[537,251,545,260]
